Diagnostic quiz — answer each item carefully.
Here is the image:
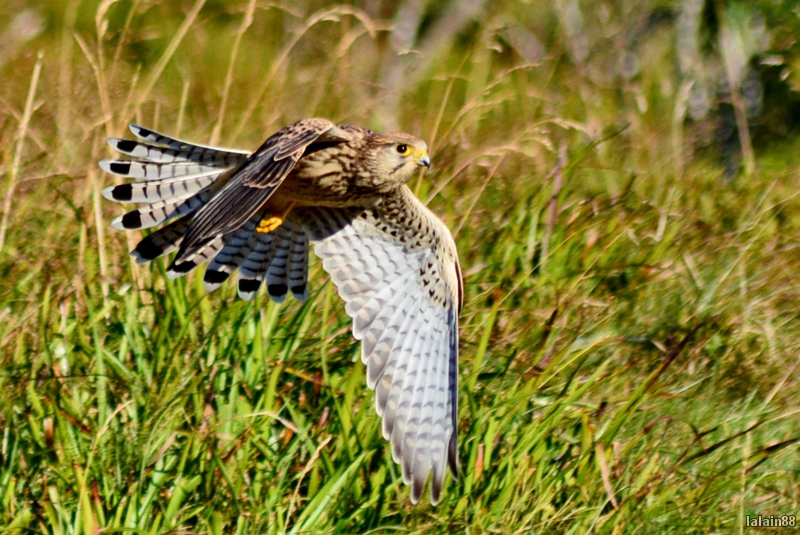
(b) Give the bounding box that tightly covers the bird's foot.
[256,202,295,234]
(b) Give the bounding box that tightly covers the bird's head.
[365,132,431,187]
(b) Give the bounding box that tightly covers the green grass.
[2,1,800,533]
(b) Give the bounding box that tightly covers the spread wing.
[173,118,352,263]
[295,187,462,505]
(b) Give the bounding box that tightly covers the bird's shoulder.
[334,124,373,141]
[360,187,448,248]
[357,186,462,312]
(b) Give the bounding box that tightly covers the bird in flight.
[100,118,463,505]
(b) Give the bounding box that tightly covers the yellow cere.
[413,148,429,160]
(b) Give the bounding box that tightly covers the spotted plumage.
[100,118,462,505]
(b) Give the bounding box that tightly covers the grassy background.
[1,0,800,533]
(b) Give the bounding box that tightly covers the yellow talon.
[256,215,285,234]
[256,202,295,234]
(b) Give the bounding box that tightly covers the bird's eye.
[395,144,410,155]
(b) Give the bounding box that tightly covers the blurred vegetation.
[1,0,800,533]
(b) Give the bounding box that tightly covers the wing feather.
[389,304,434,469]
[175,119,342,262]
[348,273,409,341]
[167,236,224,279]
[374,298,422,422]
[285,222,309,301]
[128,123,250,156]
[130,216,191,263]
[295,192,460,505]
[101,174,218,203]
[203,215,261,291]
[98,160,224,181]
[265,219,308,302]
[107,137,248,166]
[409,321,445,500]
[362,288,417,391]
[429,318,451,502]
[264,223,293,303]
[111,190,211,231]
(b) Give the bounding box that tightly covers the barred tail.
[101,124,310,303]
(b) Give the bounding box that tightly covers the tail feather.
[286,221,309,301]
[266,219,309,302]
[203,215,260,291]
[99,159,225,181]
[167,236,225,279]
[108,137,248,167]
[237,232,276,300]
[102,174,217,203]
[129,124,250,156]
[130,217,191,264]
[103,124,311,303]
[265,224,293,303]
[111,190,211,231]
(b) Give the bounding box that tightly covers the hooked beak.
[416,154,431,168]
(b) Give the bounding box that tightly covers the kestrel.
[100,119,462,505]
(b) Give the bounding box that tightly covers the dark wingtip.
[290,283,306,296]
[135,125,154,138]
[171,261,196,274]
[409,488,421,506]
[121,211,142,229]
[116,139,138,153]
[204,269,230,284]
[239,279,261,293]
[111,183,133,201]
[134,239,163,261]
[411,478,424,506]
[430,481,442,506]
[448,434,459,479]
[267,283,288,298]
[110,162,132,175]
